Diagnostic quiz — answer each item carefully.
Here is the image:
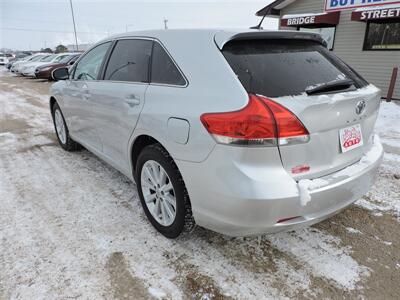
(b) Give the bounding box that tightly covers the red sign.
[351,6,400,21]
[281,12,341,27]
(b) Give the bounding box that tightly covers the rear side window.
[105,39,152,82]
[151,42,186,86]
[222,39,367,97]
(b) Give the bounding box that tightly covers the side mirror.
[68,60,76,66]
[52,67,69,81]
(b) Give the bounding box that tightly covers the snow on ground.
[355,101,400,217]
[1,69,399,299]
[267,228,370,290]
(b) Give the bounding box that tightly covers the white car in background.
[20,53,74,77]
[8,55,32,71]
[0,53,13,65]
[11,53,49,73]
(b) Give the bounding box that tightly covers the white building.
[256,0,400,100]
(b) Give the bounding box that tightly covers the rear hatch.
[221,34,381,179]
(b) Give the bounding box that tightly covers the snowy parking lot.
[0,67,399,299]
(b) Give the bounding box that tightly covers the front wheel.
[51,102,82,151]
[136,144,195,238]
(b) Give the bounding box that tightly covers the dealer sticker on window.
[339,124,363,153]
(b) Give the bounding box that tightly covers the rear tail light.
[200,94,277,146]
[258,95,309,145]
[200,94,309,146]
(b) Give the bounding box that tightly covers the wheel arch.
[130,134,170,174]
[49,96,57,112]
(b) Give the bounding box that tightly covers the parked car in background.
[15,52,32,59]
[11,53,49,73]
[0,53,13,65]
[20,53,73,77]
[6,52,34,69]
[35,54,80,80]
[50,29,383,238]
[6,61,14,70]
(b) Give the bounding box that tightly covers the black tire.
[136,144,195,238]
[51,102,82,151]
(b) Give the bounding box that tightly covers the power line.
[1,16,111,29]
[0,27,106,35]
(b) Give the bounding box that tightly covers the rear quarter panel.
[131,31,250,163]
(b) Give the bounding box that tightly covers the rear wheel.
[51,102,82,151]
[136,144,195,238]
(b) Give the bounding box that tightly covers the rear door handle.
[125,94,140,107]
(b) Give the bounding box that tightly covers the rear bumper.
[177,135,383,236]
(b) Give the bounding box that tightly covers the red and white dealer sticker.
[339,124,364,153]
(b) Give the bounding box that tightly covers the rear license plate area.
[339,124,363,153]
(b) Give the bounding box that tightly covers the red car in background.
[35,54,81,80]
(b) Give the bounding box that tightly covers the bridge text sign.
[325,0,400,12]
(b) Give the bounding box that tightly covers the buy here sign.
[325,0,400,12]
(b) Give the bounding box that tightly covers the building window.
[363,21,400,50]
[298,27,336,50]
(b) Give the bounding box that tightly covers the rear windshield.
[222,39,367,98]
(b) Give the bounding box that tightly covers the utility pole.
[163,19,168,30]
[69,0,79,51]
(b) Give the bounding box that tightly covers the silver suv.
[50,29,383,238]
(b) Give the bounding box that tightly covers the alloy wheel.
[54,109,67,144]
[141,160,177,226]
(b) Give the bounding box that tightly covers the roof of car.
[101,28,326,49]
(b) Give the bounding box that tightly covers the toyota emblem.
[355,100,366,115]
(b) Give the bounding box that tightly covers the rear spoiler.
[214,30,327,50]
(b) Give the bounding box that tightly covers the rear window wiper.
[305,79,355,95]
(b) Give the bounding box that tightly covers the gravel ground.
[0,68,399,300]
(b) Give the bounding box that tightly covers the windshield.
[59,55,72,63]
[222,39,367,97]
[40,55,56,62]
[29,55,46,62]
[54,55,69,62]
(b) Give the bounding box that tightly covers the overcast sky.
[0,0,277,50]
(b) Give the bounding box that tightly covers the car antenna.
[250,11,268,30]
